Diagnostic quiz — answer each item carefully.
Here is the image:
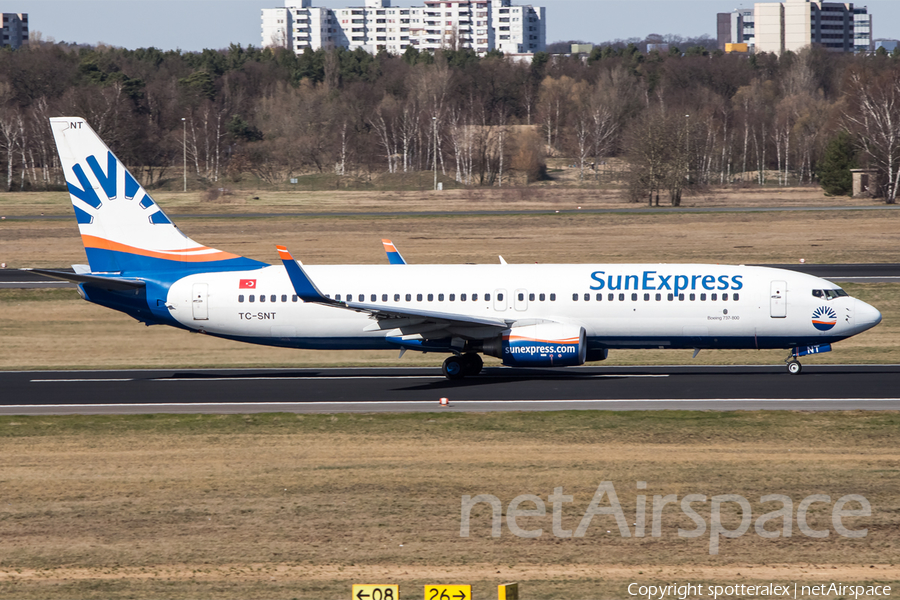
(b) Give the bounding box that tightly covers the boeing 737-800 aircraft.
[32,117,882,379]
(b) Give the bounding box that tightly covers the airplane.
[31,117,882,380]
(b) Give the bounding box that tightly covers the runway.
[3,365,899,414]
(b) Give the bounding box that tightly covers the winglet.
[382,239,407,265]
[276,245,336,304]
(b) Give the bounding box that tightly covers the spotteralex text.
[627,582,891,600]
[590,271,743,293]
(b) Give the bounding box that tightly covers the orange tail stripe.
[81,235,241,262]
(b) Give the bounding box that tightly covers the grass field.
[0,411,897,599]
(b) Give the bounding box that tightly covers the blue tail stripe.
[86,152,117,200]
[149,210,172,225]
[85,247,267,274]
[124,170,140,200]
[68,164,103,209]
[73,205,94,224]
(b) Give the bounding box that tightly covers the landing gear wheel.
[787,360,802,375]
[462,353,483,376]
[442,356,465,380]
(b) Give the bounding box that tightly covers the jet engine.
[483,323,586,367]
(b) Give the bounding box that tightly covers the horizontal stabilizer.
[26,269,146,291]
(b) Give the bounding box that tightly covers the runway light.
[439,397,449,407]
[799,258,806,263]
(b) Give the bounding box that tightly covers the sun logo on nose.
[811,306,838,331]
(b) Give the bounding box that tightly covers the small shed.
[851,169,878,198]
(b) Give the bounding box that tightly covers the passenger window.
[282,295,288,302]
[292,295,298,302]
[619,293,625,301]
[498,293,503,301]
[394,294,400,301]
[382,294,388,302]
[631,293,638,301]
[357,294,363,302]
[550,293,556,301]
[417,294,423,301]
[573,293,579,301]
[689,293,695,301]
[608,293,614,301]
[461,293,467,301]
[813,290,823,298]
[700,293,706,301]
[596,293,602,301]
[485,293,491,301]
[239,295,244,303]
[539,293,545,301]
[406,294,412,301]
[723,293,728,301]
[656,293,661,301]
[733,293,740,301]
[334,294,340,301]
[678,294,685,301]
[473,293,478,301]
[668,293,674,301]
[438,294,444,301]
[519,293,525,301]
[711,293,717,301]
[260,295,266,303]
[271,295,277,302]
[371,294,377,302]
[644,293,650,301]
[428,293,434,301]
[529,293,535,301]
[450,294,455,301]
[583,293,590,301]
[249,295,255,302]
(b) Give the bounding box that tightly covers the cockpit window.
[813,288,848,300]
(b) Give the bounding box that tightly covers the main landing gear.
[786,359,802,375]
[442,353,484,380]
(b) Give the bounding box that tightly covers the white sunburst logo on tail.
[811,306,838,331]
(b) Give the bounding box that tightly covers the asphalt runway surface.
[3,365,899,415]
[4,264,900,288]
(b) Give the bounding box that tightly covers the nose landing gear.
[785,343,832,375]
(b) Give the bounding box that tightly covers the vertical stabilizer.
[50,117,265,274]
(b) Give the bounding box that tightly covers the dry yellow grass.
[0,411,897,599]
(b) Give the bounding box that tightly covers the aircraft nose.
[855,299,882,331]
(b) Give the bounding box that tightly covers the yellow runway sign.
[352,584,399,600]
[425,585,471,600]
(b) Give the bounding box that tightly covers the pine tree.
[817,131,857,196]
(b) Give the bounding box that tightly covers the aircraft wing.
[276,246,510,331]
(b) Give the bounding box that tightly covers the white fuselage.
[164,263,880,352]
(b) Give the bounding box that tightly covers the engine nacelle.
[484,323,587,367]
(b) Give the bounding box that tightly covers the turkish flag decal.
[239,279,257,289]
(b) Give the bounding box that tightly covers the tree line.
[2,40,900,203]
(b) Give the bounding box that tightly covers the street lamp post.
[181,118,187,193]
[432,116,437,191]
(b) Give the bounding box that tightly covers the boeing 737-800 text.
[30,117,882,379]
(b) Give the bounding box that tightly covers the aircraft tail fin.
[50,117,265,275]
[382,239,407,265]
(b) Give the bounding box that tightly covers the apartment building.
[1,12,27,49]
[717,1,872,54]
[261,0,544,56]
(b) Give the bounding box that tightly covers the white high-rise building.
[717,1,872,55]
[261,0,544,56]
